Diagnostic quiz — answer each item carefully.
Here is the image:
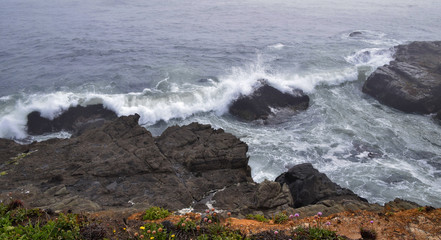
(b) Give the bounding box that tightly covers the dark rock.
[0,114,255,213]
[363,41,441,114]
[275,163,366,208]
[349,31,363,37]
[229,80,309,121]
[27,104,118,136]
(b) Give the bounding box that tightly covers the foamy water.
[1,0,441,207]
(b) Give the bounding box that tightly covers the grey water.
[1,0,441,207]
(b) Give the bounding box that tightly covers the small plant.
[142,206,171,220]
[177,217,197,232]
[274,212,289,224]
[292,226,344,240]
[360,228,377,240]
[139,222,168,240]
[245,214,269,223]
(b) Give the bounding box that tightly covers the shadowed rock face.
[229,81,309,121]
[362,41,441,114]
[275,163,366,208]
[27,104,118,136]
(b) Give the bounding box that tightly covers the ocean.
[1,0,441,207]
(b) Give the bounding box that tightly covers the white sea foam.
[345,47,394,68]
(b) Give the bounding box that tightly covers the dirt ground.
[85,206,441,240]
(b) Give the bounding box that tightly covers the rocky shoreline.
[0,113,424,219]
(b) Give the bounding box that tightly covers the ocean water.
[1,0,441,207]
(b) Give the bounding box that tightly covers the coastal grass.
[245,214,269,223]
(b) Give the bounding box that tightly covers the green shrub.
[245,214,269,223]
[142,206,171,220]
[274,212,288,224]
[292,226,344,240]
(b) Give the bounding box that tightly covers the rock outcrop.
[275,163,384,216]
[362,41,441,114]
[1,114,291,216]
[229,80,309,121]
[27,104,118,136]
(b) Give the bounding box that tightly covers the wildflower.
[274,231,279,235]
[147,230,151,234]
[123,227,126,231]
[113,229,116,233]
[196,225,201,231]
[203,217,208,222]
[158,227,163,233]
[208,219,212,223]
[171,235,175,238]
[181,223,186,227]
[227,212,231,217]
[289,214,294,219]
[370,220,374,224]
[140,235,144,239]
[211,208,215,211]
[294,213,300,218]
[205,210,210,214]
[140,226,145,230]
[326,221,331,225]
[317,212,322,217]
[134,233,139,237]
[152,230,156,235]
[150,237,154,240]
[213,212,217,217]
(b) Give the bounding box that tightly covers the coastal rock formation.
[362,41,441,114]
[275,163,366,208]
[275,163,383,216]
[1,114,291,216]
[229,80,309,121]
[27,104,118,136]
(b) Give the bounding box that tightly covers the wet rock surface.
[363,41,441,114]
[27,104,118,136]
[229,81,309,121]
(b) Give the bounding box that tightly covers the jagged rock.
[229,80,309,121]
[275,163,367,208]
[384,198,421,212]
[27,104,118,136]
[1,114,252,212]
[363,41,441,114]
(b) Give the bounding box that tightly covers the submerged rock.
[363,41,441,114]
[349,31,363,37]
[27,104,117,136]
[229,80,309,121]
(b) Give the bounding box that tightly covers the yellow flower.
[113,229,116,233]
[140,226,145,230]
[150,237,154,240]
[171,235,175,238]
[123,227,126,231]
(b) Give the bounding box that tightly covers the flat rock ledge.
[362,41,441,115]
[0,115,420,217]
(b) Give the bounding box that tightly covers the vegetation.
[245,214,269,223]
[143,206,171,220]
[0,202,354,240]
[273,212,289,224]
